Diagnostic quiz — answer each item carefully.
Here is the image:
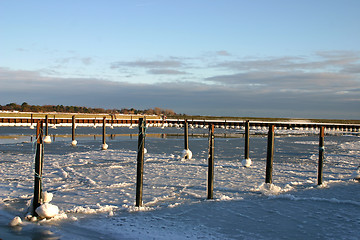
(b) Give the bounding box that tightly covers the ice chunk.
[71,140,77,146]
[35,203,59,219]
[9,216,22,226]
[43,135,52,143]
[181,149,192,160]
[242,158,252,168]
[101,143,108,150]
[42,191,53,203]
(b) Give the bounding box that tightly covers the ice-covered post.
[242,120,252,167]
[44,115,51,143]
[33,120,44,216]
[30,113,34,129]
[265,125,275,184]
[71,115,77,146]
[101,117,108,150]
[184,119,189,150]
[245,121,250,159]
[182,120,192,159]
[207,124,215,199]
[136,118,146,207]
[318,126,325,185]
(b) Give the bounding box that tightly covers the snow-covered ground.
[0,126,359,239]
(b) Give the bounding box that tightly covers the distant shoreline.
[1,111,359,125]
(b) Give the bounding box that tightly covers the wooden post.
[102,117,106,144]
[207,124,215,199]
[71,115,77,146]
[136,118,146,207]
[265,125,275,184]
[102,117,108,150]
[184,120,189,150]
[45,115,49,136]
[44,115,52,143]
[244,120,250,160]
[33,121,44,216]
[72,116,75,141]
[318,126,325,185]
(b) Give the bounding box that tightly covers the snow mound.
[43,135,52,143]
[9,216,22,226]
[242,158,252,168]
[101,143,108,150]
[42,191,53,203]
[35,203,59,219]
[254,183,293,196]
[71,140,77,146]
[181,149,192,160]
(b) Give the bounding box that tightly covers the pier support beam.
[102,117,108,150]
[265,125,275,184]
[136,118,146,207]
[71,115,77,146]
[244,120,250,160]
[318,126,325,185]
[33,121,44,216]
[181,120,192,159]
[43,115,51,143]
[184,120,189,150]
[207,124,215,199]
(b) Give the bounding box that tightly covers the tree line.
[0,102,178,116]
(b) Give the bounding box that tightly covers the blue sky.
[1,0,360,119]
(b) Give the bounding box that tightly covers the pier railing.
[1,116,360,132]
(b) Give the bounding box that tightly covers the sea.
[0,124,359,239]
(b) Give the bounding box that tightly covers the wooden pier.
[1,116,360,132]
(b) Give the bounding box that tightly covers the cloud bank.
[1,51,359,119]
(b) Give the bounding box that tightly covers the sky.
[1,0,360,119]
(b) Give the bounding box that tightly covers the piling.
[207,124,215,199]
[318,126,325,185]
[265,125,275,184]
[44,115,51,143]
[33,121,44,216]
[45,115,49,136]
[184,120,189,150]
[102,117,108,150]
[244,120,250,160]
[136,118,146,207]
[71,115,77,146]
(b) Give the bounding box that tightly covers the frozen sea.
[0,125,359,239]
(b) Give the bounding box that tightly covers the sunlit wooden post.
[318,126,325,185]
[45,115,49,136]
[33,120,44,216]
[43,115,52,143]
[136,118,146,207]
[101,117,108,150]
[244,120,250,160]
[265,125,275,184]
[184,119,189,150]
[71,115,77,146]
[207,124,215,199]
